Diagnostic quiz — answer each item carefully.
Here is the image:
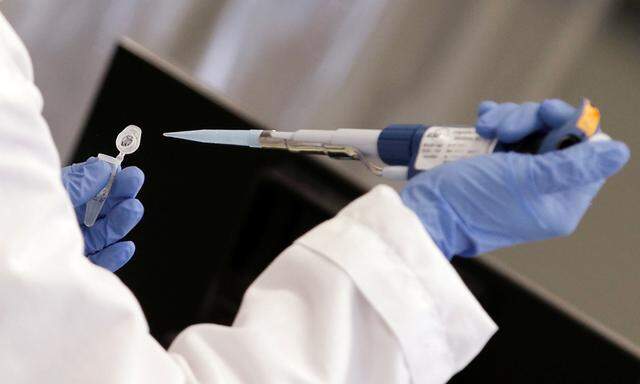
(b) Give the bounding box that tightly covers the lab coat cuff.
[296,185,497,383]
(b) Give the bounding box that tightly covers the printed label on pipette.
[413,126,497,170]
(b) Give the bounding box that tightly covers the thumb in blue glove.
[61,158,145,271]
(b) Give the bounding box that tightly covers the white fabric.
[0,12,496,383]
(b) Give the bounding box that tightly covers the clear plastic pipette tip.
[163,129,263,148]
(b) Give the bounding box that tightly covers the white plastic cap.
[116,125,142,154]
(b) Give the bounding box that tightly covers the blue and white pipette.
[164,100,601,180]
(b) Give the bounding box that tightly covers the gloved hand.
[61,158,145,271]
[401,99,630,259]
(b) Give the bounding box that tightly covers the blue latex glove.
[401,99,630,259]
[61,158,145,271]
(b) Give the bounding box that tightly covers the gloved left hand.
[401,99,630,259]
[61,158,145,271]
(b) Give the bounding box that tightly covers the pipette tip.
[162,129,263,147]
[162,130,213,142]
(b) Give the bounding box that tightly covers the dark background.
[72,45,640,383]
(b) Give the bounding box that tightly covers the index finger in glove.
[477,102,545,143]
[475,102,518,139]
[477,100,498,115]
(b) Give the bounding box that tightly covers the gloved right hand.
[401,99,630,259]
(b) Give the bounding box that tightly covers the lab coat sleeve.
[0,12,496,384]
[169,185,497,383]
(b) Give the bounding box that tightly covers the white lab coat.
[0,13,496,384]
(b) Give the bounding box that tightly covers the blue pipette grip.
[377,124,427,166]
[377,102,596,179]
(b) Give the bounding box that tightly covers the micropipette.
[164,99,602,180]
[84,125,142,227]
